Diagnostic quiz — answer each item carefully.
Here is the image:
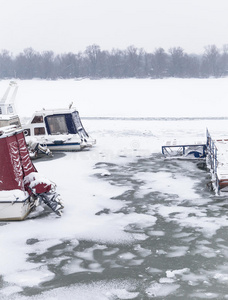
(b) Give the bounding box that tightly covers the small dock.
[162,129,228,195]
[207,131,228,194]
[162,140,207,159]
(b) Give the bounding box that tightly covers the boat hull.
[43,142,90,151]
[0,199,32,221]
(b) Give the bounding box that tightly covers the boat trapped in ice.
[0,126,63,221]
[23,106,95,151]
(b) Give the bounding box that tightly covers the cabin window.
[31,116,43,123]
[34,127,45,135]
[23,129,31,136]
[7,105,13,114]
[46,115,68,135]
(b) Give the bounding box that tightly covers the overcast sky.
[0,0,228,55]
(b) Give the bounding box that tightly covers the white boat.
[23,105,96,151]
[0,81,95,153]
[0,81,52,158]
[0,126,63,221]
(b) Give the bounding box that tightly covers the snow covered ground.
[1,79,228,299]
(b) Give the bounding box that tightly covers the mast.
[0,81,18,115]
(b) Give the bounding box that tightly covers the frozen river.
[1,117,228,299]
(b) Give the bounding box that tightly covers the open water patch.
[91,153,228,298]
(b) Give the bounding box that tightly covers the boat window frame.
[34,127,45,135]
[45,114,70,135]
[31,115,44,124]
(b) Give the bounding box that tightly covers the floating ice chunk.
[166,246,189,257]
[213,273,228,282]
[127,259,144,266]
[146,267,162,274]
[133,171,198,200]
[172,232,191,238]
[0,286,23,297]
[159,277,175,284]
[156,249,167,255]
[118,252,136,260]
[133,244,152,257]
[88,263,104,273]
[62,258,86,275]
[106,289,139,299]
[4,265,54,287]
[191,292,219,299]
[146,282,180,297]
[181,272,207,285]
[103,248,119,256]
[192,245,217,258]
[147,230,165,236]
[76,244,107,261]
[166,268,190,278]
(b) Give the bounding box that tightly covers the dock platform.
[162,141,207,159]
[206,130,228,194]
[162,129,228,195]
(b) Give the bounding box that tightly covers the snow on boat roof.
[0,114,19,120]
[32,107,78,116]
[0,126,23,138]
[0,189,29,202]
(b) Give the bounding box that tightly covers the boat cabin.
[0,114,21,128]
[23,108,89,138]
[22,107,95,151]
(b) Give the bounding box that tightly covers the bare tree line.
[0,44,227,79]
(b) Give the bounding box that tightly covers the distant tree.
[39,51,56,79]
[136,48,147,77]
[14,48,40,79]
[2,43,228,80]
[168,47,187,77]
[217,44,228,77]
[107,48,125,78]
[184,55,200,78]
[151,48,168,78]
[0,50,14,78]
[143,52,153,77]
[123,45,145,77]
[57,52,81,78]
[201,45,220,77]
[84,44,102,77]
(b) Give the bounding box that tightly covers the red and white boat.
[0,126,63,221]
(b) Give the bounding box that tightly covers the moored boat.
[23,105,96,151]
[0,126,63,221]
